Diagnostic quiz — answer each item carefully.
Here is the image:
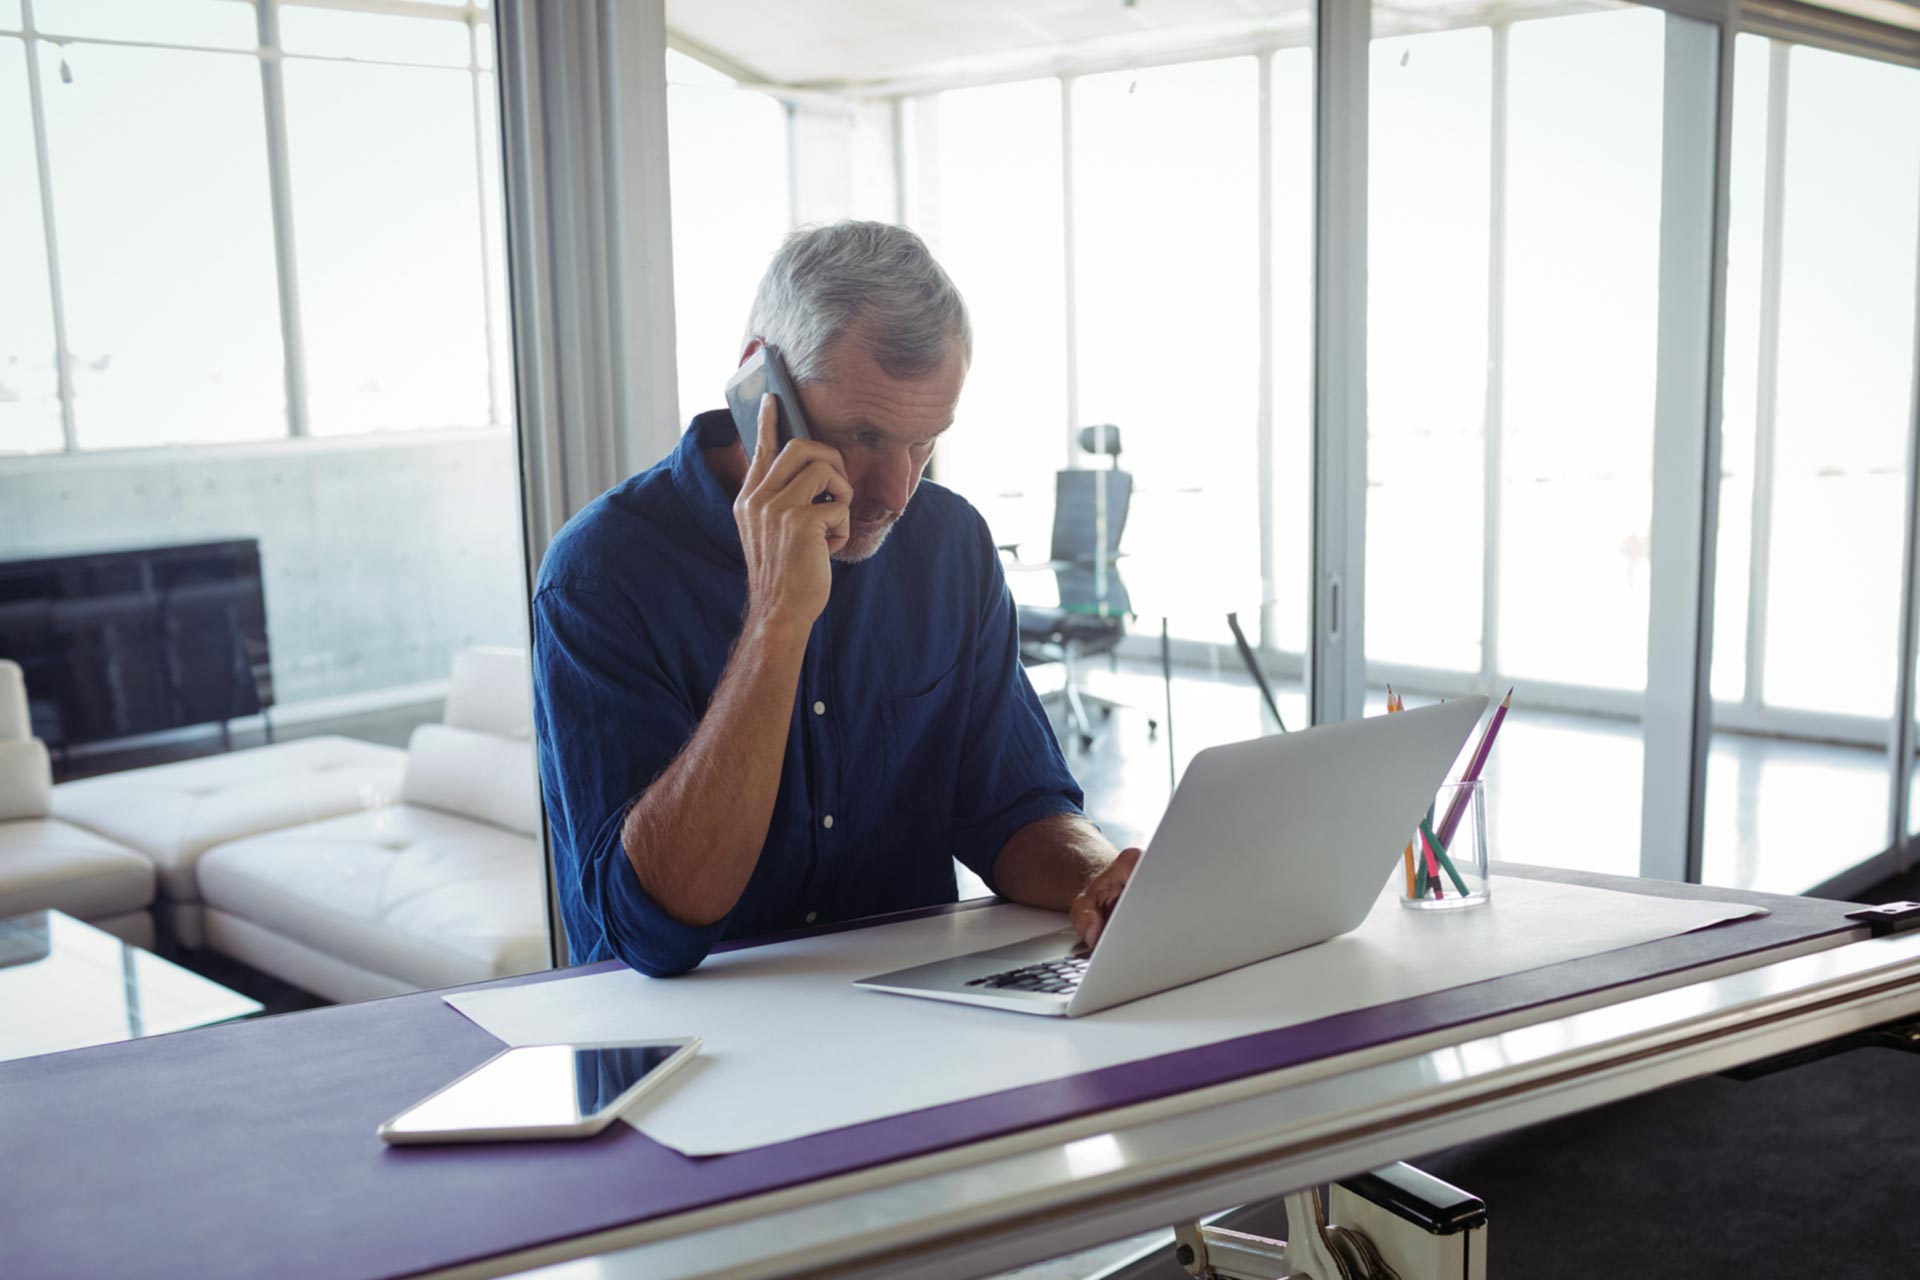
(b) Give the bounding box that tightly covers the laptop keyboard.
[965,955,1089,996]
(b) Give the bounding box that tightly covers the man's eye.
[855,432,883,447]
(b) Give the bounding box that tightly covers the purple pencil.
[1437,688,1512,847]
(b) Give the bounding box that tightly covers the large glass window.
[912,77,1067,556]
[283,52,494,434]
[666,49,790,427]
[1366,27,1491,674]
[1498,8,1665,693]
[1368,4,1721,878]
[0,37,60,454]
[1707,37,1920,891]
[1758,46,1919,719]
[1072,58,1262,642]
[39,40,286,449]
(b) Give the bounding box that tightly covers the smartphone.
[377,1038,700,1144]
[724,343,814,456]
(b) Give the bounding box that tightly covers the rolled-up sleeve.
[950,524,1087,889]
[532,581,728,976]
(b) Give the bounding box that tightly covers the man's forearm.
[993,813,1116,911]
[619,613,808,927]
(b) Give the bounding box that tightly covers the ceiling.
[665,0,1920,93]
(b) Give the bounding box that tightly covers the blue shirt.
[532,411,1085,977]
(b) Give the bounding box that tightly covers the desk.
[3,866,1916,1280]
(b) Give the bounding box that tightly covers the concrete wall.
[0,428,528,709]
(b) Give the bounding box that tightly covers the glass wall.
[1367,3,1722,876]
[1707,35,1920,891]
[0,2,541,1008]
[911,76,1066,560]
[665,49,789,427]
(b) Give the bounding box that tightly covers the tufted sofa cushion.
[51,736,406,944]
[195,805,547,997]
[0,818,157,940]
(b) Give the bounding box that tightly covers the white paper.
[446,877,1761,1156]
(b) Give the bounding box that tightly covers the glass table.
[0,910,263,1063]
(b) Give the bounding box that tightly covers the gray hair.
[744,221,971,385]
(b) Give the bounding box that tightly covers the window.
[40,40,287,449]
[912,77,1066,556]
[8,0,511,452]
[0,37,60,454]
[282,53,494,434]
[1072,58,1262,642]
[666,49,789,428]
[1367,27,1492,674]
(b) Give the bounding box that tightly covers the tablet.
[377,1038,701,1144]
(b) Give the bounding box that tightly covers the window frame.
[3,0,508,459]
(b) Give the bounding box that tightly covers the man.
[533,221,1136,977]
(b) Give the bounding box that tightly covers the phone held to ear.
[724,343,814,455]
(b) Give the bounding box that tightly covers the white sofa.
[52,733,407,947]
[0,660,156,946]
[193,648,548,1003]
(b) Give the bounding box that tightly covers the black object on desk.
[0,539,273,760]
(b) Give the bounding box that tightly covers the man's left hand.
[1069,847,1141,949]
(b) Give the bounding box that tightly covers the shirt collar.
[670,409,747,565]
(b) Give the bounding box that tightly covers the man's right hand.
[733,392,852,634]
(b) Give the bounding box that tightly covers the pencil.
[1389,688,1416,898]
[1437,688,1512,847]
[1421,818,1470,896]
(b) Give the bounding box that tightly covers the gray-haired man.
[532,221,1137,977]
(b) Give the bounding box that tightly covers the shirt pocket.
[879,656,964,827]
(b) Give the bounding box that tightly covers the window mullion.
[257,0,310,438]
[1059,74,1080,472]
[1482,22,1510,691]
[1744,38,1790,714]
[21,0,78,453]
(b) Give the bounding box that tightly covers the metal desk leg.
[1227,611,1287,733]
[1161,617,1175,787]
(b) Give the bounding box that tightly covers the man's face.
[789,336,967,563]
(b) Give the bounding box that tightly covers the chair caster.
[1148,721,1159,739]
[1099,705,1114,721]
[1078,734,1095,752]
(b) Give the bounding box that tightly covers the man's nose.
[872,449,916,513]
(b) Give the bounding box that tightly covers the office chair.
[1016,428,1157,751]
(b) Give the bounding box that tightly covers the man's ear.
[737,337,764,368]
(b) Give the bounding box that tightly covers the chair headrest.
[1077,425,1122,458]
[0,659,30,743]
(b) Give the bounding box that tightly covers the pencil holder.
[1399,779,1490,910]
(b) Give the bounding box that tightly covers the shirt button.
[822,814,834,829]
[812,701,826,715]
[805,911,818,924]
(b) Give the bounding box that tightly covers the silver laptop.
[856,696,1488,1018]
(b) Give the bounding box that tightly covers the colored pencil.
[1420,829,1444,897]
[1421,818,1470,896]
[1437,688,1512,847]
[1389,688,1416,898]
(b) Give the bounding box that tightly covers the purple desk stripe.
[0,868,1859,1280]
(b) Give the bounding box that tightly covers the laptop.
[856,696,1488,1018]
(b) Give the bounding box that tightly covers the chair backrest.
[1048,469,1133,565]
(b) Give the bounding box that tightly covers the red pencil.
[1437,688,1511,846]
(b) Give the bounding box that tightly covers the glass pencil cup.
[1399,779,1490,910]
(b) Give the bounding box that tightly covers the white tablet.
[378,1038,701,1144]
